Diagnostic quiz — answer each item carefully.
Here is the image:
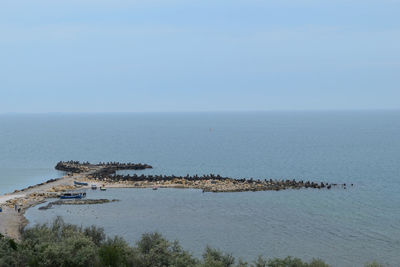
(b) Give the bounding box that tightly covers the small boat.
[91,184,97,190]
[74,181,88,186]
[100,185,106,191]
[152,185,158,190]
[60,192,86,199]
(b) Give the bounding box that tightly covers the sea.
[0,111,399,266]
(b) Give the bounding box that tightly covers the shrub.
[200,246,236,267]
[134,232,197,267]
[99,236,130,267]
[0,234,26,267]
[1,218,383,267]
[84,225,106,246]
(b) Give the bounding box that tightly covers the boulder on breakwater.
[55,161,152,173]
[55,161,352,193]
[91,173,350,193]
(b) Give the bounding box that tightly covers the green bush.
[99,237,129,267]
[133,232,197,267]
[23,218,100,267]
[200,246,235,267]
[0,218,386,267]
[0,234,24,266]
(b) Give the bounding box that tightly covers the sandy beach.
[0,168,100,240]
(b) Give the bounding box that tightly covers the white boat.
[91,184,97,190]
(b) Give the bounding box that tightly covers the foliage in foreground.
[0,218,383,267]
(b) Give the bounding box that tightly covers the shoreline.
[0,167,102,240]
[0,171,216,240]
[0,161,347,241]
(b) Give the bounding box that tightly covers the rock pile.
[55,161,351,193]
[55,161,152,173]
[92,173,349,192]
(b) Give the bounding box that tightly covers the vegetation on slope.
[0,218,384,267]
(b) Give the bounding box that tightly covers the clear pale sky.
[1,0,399,113]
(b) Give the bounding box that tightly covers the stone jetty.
[92,173,344,192]
[55,161,152,174]
[56,161,349,192]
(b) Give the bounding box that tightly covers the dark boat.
[60,192,86,199]
[74,181,89,186]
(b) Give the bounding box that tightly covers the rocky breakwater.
[55,160,152,174]
[12,178,62,194]
[55,161,91,173]
[90,172,350,192]
[55,161,351,192]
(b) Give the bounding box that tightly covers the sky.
[0,0,399,113]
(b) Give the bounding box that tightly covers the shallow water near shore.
[25,186,398,267]
[2,111,400,266]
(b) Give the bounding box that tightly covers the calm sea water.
[1,112,399,266]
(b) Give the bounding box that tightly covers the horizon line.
[1,108,399,115]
